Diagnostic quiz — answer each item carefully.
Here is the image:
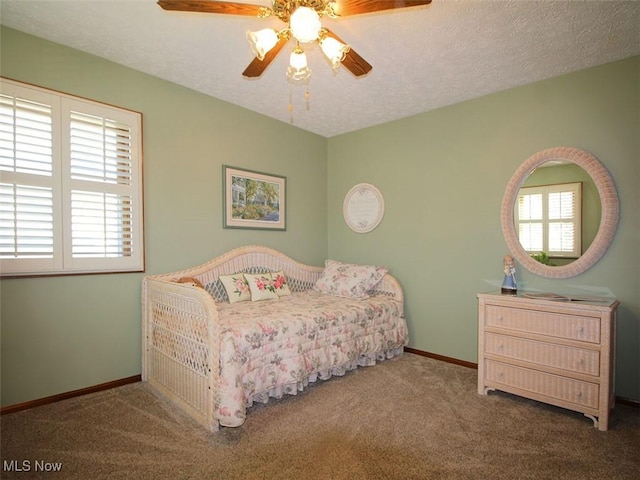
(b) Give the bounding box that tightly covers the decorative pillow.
[244,273,280,302]
[271,270,292,297]
[313,260,387,299]
[219,274,252,304]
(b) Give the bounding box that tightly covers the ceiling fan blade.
[157,0,265,16]
[324,29,372,77]
[341,48,373,77]
[334,0,432,16]
[242,36,288,78]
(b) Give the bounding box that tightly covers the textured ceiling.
[1,0,639,137]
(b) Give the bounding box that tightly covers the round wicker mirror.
[501,147,619,278]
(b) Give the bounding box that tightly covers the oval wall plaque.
[343,183,385,233]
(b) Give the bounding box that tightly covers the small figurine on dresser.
[501,254,517,294]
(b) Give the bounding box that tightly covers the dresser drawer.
[485,305,600,343]
[485,332,600,376]
[485,360,599,409]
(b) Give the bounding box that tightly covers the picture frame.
[223,165,286,230]
[343,183,385,233]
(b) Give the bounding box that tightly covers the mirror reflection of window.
[516,182,582,259]
[501,147,617,278]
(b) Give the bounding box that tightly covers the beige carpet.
[2,353,639,479]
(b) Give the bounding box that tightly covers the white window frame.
[515,182,582,259]
[1,78,144,277]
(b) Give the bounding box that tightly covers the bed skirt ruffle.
[243,348,403,414]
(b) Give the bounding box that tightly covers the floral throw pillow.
[313,260,387,299]
[271,270,292,297]
[219,274,251,304]
[244,273,280,302]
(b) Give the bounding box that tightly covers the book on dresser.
[477,292,619,431]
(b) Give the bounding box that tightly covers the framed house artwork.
[223,165,286,230]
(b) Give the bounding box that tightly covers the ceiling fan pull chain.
[305,78,310,111]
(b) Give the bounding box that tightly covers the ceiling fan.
[157,1,433,79]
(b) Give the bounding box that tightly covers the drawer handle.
[573,358,586,370]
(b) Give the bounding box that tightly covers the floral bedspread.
[215,290,408,427]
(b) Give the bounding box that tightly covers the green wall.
[327,56,639,401]
[0,27,327,406]
[1,27,638,406]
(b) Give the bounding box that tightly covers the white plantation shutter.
[69,110,133,185]
[0,94,53,175]
[548,190,577,254]
[517,192,544,252]
[0,184,54,258]
[0,79,143,276]
[71,191,133,258]
[516,183,581,258]
[63,101,140,270]
[0,86,61,273]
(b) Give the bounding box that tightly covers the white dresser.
[477,292,618,430]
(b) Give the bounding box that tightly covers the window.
[515,182,582,258]
[0,78,143,276]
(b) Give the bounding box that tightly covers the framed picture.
[223,165,286,230]
[343,183,385,233]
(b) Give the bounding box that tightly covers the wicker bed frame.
[142,245,406,431]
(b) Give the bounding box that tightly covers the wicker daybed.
[142,245,408,431]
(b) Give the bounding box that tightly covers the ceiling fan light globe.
[320,37,349,69]
[289,48,308,69]
[287,65,311,82]
[247,28,278,60]
[287,48,311,81]
[289,6,321,43]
